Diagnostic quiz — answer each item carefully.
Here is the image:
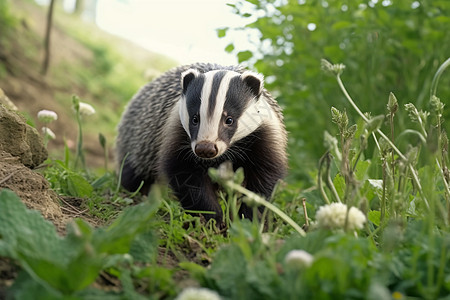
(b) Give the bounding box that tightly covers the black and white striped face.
[179,68,268,159]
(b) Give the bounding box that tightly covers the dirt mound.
[0,100,100,234]
[0,102,66,229]
[0,101,47,168]
[0,151,62,221]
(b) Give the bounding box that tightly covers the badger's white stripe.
[196,71,240,144]
[179,96,190,138]
[230,96,279,144]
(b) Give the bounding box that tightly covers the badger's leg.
[238,152,286,220]
[237,169,279,220]
[164,158,223,222]
[120,156,152,195]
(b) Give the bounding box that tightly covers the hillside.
[0,0,177,168]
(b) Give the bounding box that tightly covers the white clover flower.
[175,287,221,300]
[41,127,56,140]
[285,249,314,268]
[37,109,58,124]
[315,202,366,231]
[78,102,96,116]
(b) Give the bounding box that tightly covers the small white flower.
[78,102,96,116]
[41,127,56,140]
[37,109,58,123]
[175,287,221,300]
[315,202,366,231]
[285,249,314,268]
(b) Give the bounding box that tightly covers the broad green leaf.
[225,43,235,53]
[333,174,346,200]
[368,210,381,226]
[354,160,370,181]
[66,171,93,198]
[331,21,354,30]
[216,27,228,38]
[0,187,160,295]
[237,50,253,63]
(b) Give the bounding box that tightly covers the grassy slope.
[0,0,177,168]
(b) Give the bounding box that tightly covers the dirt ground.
[0,0,108,168]
[0,0,113,232]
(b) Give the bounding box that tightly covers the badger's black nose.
[195,142,218,158]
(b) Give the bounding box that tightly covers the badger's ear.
[181,69,200,94]
[241,71,264,98]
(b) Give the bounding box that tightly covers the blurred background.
[35,0,251,65]
[0,0,449,186]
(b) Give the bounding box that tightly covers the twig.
[60,197,88,215]
[0,166,26,185]
[60,205,88,216]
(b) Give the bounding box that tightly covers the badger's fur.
[116,63,287,221]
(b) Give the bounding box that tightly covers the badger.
[116,63,287,222]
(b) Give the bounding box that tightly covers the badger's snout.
[195,141,218,158]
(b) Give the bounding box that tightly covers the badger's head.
[179,68,269,160]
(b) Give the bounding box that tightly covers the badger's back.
[116,63,247,191]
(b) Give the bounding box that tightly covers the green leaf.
[94,186,161,254]
[331,21,354,30]
[205,244,247,297]
[368,210,381,226]
[98,132,106,149]
[387,92,398,115]
[217,27,228,38]
[354,160,370,181]
[237,50,253,63]
[333,174,346,200]
[225,43,235,53]
[0,187,160,295]
[66,171,93,197]
[179,262,207,282]
[365,115,384,134]
[129,230,158,262]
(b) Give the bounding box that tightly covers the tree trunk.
[41,0,56,76]
[74,0,84,15]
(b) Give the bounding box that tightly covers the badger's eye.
[225,116,234,126]
[192,115,199,126]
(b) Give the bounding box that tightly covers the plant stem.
[435,158,450,225]
[325,152,342,203]
[318,152,331,204]
[224,181,306,236]
[336,74,430,210]
[74,111,85,170]
[389,111,396,186]
[302,198,309,227]
[430,57,450,98]
[381,159,387,223]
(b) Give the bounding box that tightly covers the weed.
[0,187,160,297]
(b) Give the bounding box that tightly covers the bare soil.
[0,1,103,167]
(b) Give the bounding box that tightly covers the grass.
[49,9,177,149]
[1,57,450,299]
[4,0,177,163]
